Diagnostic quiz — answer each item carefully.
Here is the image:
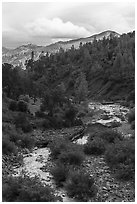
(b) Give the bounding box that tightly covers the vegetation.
[2,175,61,202]
[50,163,70,186]
[105,139,135,180]
[128,108,135,123]
[14,113,32,133]
[2,30,135,201]
[84,137,106,155]
[2,134,17,155]
[65,169,97,201]
[3,31,135,104]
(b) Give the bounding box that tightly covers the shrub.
[21,123,32,133]
[17,100,28,112]
[58,148,84,166]
[2,135,17,155]
[105,139,135,180]
[131,120,135,129]
[115,163,135,180]
[101,114,110,120]
[74,118,83,126]
[128,108,135,123]
[51,163,69,186]
[99,129,123,143]
[9,100,18,111]
[35,110,46,118]
[19,95,30,103]
[65,106,77,126]
[2,175,61,202]
[65,170,97,201]
[49,138,70,159]
[84,137,106,155]
[127,90,135,103]
[14,113,32,133]
[42,118,51,129]
[17,134,35,149]
[110,121,121,128]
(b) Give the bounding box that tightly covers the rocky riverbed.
[12,101,134,202]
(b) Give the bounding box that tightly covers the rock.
[102,187,108,191]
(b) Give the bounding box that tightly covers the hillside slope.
[2,30,120,67]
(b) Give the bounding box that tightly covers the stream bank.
[13,101,135,202]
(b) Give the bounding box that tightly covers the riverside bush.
[17,134,35,149]
[65,170,97,201]
[2,135,17,155]
[17,100,28,112]
[58,147,84,165]
[51,163,69,186]
[2,175,61,202]
[98,129,123,143]
[128,108,135,123]
[14,113,32,133]
[131,120,135,129]
[50,137,84,165]
[9,100,18,111]
[49,138,70,159]
[105,139,135,180]
[84,137,106,155]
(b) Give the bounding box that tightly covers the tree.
[74,72,88,102]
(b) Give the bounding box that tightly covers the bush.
[110,121,121,128]
[21,123,33,133]
[2,135,17,155]
[105,139,135,180]
[19,95,30,103]
[49,138,70,159]
[14,113,32,133]
[65,106,77,126]
[17,100,28,112]
[128,108,135,123]
[2,175,61,202]
[51,163,69,186]
[35,110,46,118]
[84,137,106,155]
[101,114,110,120]
[131,120,135,129]
[9,100,18,111]
[127,90,135,103]
[58,148,84,166]
[17,134,35,149]
[98,129,123,143]
[42,118,51,129]
[65,170,97,201]
[74,118,83,126]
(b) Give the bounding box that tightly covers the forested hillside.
[3,31,135,104]
[2,31,135,202]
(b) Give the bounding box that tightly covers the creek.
[14,101,130,201]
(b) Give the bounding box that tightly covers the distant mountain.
[46,30,120,51]
[2,30,120,67]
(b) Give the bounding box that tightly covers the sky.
[2,1,135,48]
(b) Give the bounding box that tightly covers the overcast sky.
[2,1,135,48]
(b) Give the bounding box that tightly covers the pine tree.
[74,72,88,103]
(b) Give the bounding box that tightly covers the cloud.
[25,17,91,39]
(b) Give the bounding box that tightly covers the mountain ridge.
[2,30,120,67]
